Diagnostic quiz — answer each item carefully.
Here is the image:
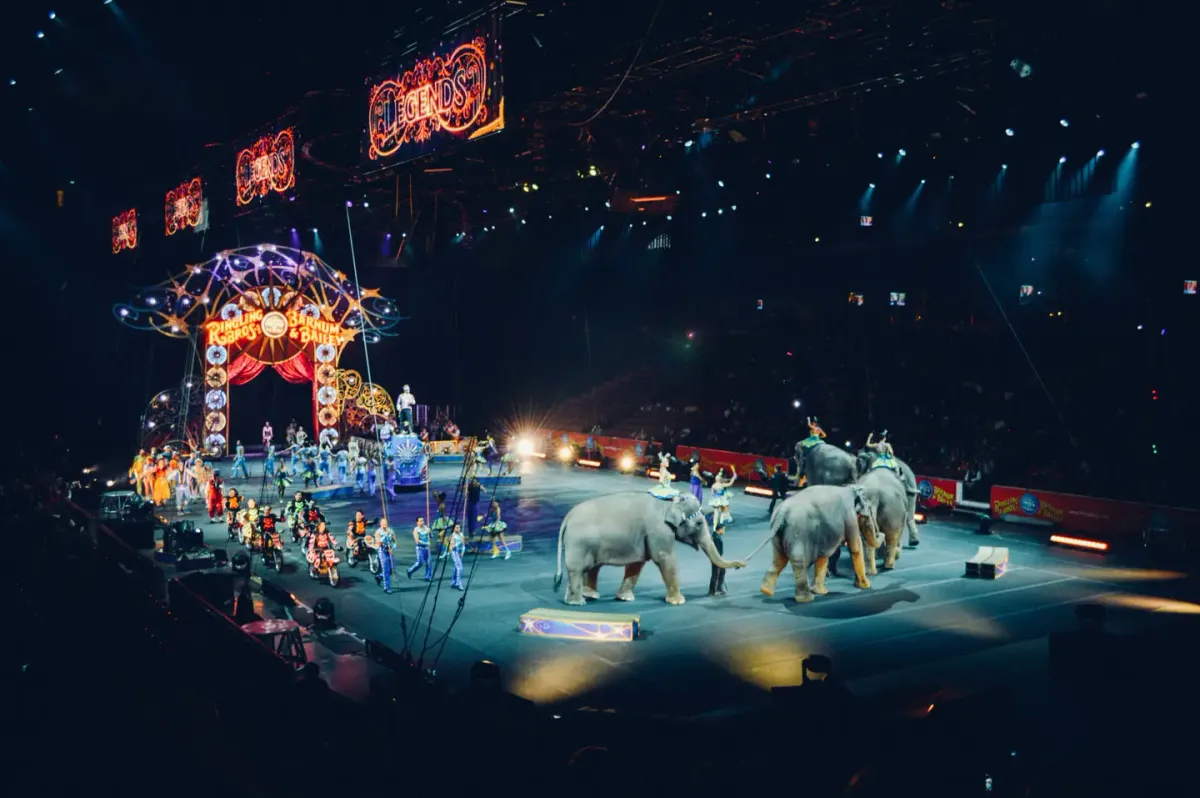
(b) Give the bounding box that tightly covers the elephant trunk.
[857,504,882,549]
[698,531,740,570]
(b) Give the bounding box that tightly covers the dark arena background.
[4,3,1194,797]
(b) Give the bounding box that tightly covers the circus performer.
[335,447,349,483]
[445,419,461,452]
[406,515,433,581]
[151,457,171,507]
[480,499,511,560]
[295,426,308,447]
[366,458,378,496]
[129,450,148,496]
[431,499,451,560]
[649,452,679,499]
[708,517,729,598]
[689,460,705,504]
[301,449,319,489]
[354,456,367,493]
[140,456,156,499]
[262,421,274,450]
[207,470,224,522]
[237,499,261,547]
[347,436,360,464]
[448,522,466,590]
[384,455,398,498]
[375,518,397,594]
[397,384,416,430]
[801,416,827,449]
[709,466,738,526]
[172,460,191,516]
[288,443,300,476]
[286,420,297,448]
[224,487,242,527]
[263,444,277,479]
[865,431,901,475]
[274,467,292,501]
[318,442,333,485]
[188,454,205,497]
[231,440,250,480]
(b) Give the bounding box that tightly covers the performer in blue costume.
[335,448,349,483]
[406,515,433,580]
[263,444,277,479]
[865,431,901,475]
[689,460,704,504]
[431,499,451,559]
[367,459,378,496]
[649,452,680,499]
[318,443,333,485]
[288,444,300,477]
[375,518,396,594]
[481,499,511,560]
[354,456,367,493]
[384,455,398,499]
[231,441,250,479]
[449,522,466,590]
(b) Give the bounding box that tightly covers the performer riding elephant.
[554,492,745,606]
[794,417,858,487]
[759,485,882,603]
[855,431,920,546]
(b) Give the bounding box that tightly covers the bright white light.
[50,12,57,20]
[898,148,907,156]
[765,173,771,179]
[147,421,156,428]
[1059,118,1069,127]
[106,480,115,488]
[147,298,157,305]
[666,215,672,221]
[36,31,45,39]
[1005,128,1014,137]
[701,212,707,218]
[557,446,572,461]
[877,152,883,158]
[868,183,875,189]
[119,309,129,317]
[159,394,167,401]
[1002,164,1008,170]
[619,455,634,471]
[718,209,723,214]
[1097,149,1105,157]
[684,140,693,147]
[363,202,369,208]
[516,438,534,457]
[731,205,737,211]
[1131,141,1140,149]
[1059,156,1067,164]
[718,180,724,187]
[8,79,14,86]
[792,400,800,408]
[920,179,926,184]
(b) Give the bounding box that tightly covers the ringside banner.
[676,445,788,484]
[990,485,1200,538]
[916,476,958,509]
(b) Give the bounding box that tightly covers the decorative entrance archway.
[115,245,401,455]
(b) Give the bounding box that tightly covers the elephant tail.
[553,517,566,590]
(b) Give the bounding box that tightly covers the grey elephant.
[855,468,911,572]
[855,449,920,545]
[794,438,858,487]
[554,492,745,606]
[759,485,881,602]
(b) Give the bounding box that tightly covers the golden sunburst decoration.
[205,367,227,388]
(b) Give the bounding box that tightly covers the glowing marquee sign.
[235,128,296,206]
[368,33,504,162]
[165,178,203,236]
[112,209,138,254]
[205,307,345,349]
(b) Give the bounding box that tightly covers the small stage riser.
[518,608,640,642]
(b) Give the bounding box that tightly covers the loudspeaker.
[176,546,216,572]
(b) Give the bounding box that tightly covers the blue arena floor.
[170,459,1200,718]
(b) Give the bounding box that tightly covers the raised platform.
[465,534,522,555]
[965,546,1009,579]
[428,454,467,464]
[519,607,640,642]
[473,474,521,487]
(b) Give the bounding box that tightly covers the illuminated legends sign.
[165,178,203,235]
[367,30,505,163]
[205,307,344,349]
[112,209,138,254]
[235,128,296,206]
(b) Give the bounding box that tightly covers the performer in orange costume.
[151,457,171,506]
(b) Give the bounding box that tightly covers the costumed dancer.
[225,488,242,527]
[288,443,300,477]
[301,449,319,489]
[172,459,190,516]
[285,420,297,448]
[354,456,367,493]
[431,497,451,559]
[466,477,485,536]
[263,444,277,479]
[689,459,705,504]
[238,499,261,547]
[347,436,360,465]
[231,441,250,480]
[262,421,274,450]
[295,426,308,447]
[406,515,433,581]
[318,443,333,485]
[274,467,292,502]
[865,431,900,474]
[801,416,827,450]
[446,420,461,452]
[207,471,224,523]
[384,455,398,499]
[375,518,396,594]
[366,458,378,496]
[151,457,171,507]
[335,447,349,483]
[449,522,466,590]
[397,384,416,431]
[649,452,679,499]
[140,457,156,499]
[481,499,511,560]
[129,450,147,496]
[709,466,737,526]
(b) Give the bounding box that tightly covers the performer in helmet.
[129,450,148,497]
[375,518,397,594]
[449,522,466,590]
[406,515,433,581]
[231,440,250,480]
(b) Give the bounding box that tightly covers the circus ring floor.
[153,459,1200,718]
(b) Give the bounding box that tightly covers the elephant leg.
[906,494,921,546]
[812,556,830,595]
[881,531,901,570]
[760,547,788,597]
[615,562,645,601]
[865,544,878,576]
[582,566,602,600]
[849,548,871,590]
[564,569,586,606]
[791,559,814,603]
[654,554,685,605]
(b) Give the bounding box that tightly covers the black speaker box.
[176,546,216,572]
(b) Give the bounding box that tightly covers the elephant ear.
[664,497,688,528]
[850,485,868,517]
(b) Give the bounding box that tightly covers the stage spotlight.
[666,215,672,221]
[8,79,14,86]
[718,180,724,187]
[557,446,572,462]
[1059,118,1069,127]
[792,400,800,408]
[1002,164,1008,170]
[684,140,694,148]
[516,438,534,456]
[1059,156,1067,164]
[312,228,317,233]
[1005,128,1014,137]
[765,173,771,179]
[1131,141,1140,149]
[37,31,45,39]
[49,11,56,20]
[731,204,737,211]
[619,455,634,471]
[877,152,883,158]
[868,183,875,189]
[1097,149,1105,157]
[898,148,907,156]
[920,179,926,184]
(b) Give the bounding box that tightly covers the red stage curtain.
[227,353,268,385]
[273,352,314,384]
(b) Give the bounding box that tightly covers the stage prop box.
[519,608,640,642]
[965,547,1009,579]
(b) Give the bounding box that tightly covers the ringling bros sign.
[367,30,505,164]
[112,209,138,254]
[204,308,344,350]
[165,177,203,236]
[235,128,296,207]
[990,485,1200,539]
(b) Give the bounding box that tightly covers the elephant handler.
[708,519,729,597]
[767,464,790,517]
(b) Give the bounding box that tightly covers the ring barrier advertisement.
[543,430,658,460]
